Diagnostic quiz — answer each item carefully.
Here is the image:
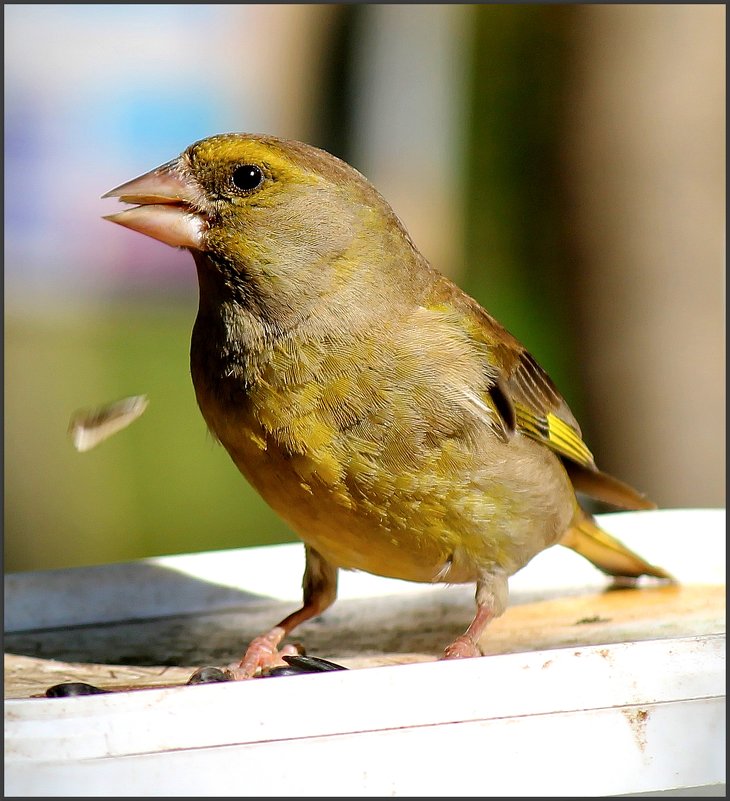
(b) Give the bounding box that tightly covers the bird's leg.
[228,546,338,679]
[442,604,494,659]
[442,576,507,660]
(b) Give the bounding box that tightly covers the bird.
[103,133,670,678]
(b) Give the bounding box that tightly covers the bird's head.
[104,133,424,326]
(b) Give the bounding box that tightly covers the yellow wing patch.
[515,403,595,467]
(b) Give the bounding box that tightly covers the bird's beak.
[102,159,206,250]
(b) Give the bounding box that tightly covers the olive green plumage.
[104,133,669,671]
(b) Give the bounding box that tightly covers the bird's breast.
[189,315,576,584]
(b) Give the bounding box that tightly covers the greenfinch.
[103,133,670,677]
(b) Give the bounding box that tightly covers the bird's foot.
[227,627,303,680]
[442,634,482,660]
[186,626,302,683]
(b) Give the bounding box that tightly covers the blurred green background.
[5,5,725,573]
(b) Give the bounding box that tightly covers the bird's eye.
[231,165,264,192]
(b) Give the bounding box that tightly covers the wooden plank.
[4,509,725,797]
[4,584,723,699]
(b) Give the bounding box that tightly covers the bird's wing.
[437,294,654,510]
[420,289,596,469]
[489,340,596,469]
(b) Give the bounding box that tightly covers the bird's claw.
[217,627,302,679]
[442,635,482,660]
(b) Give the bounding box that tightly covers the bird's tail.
[560,513,673,580]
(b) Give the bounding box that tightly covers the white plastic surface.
[4,509,726,797]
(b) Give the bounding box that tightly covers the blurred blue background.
[5,4,725,572]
